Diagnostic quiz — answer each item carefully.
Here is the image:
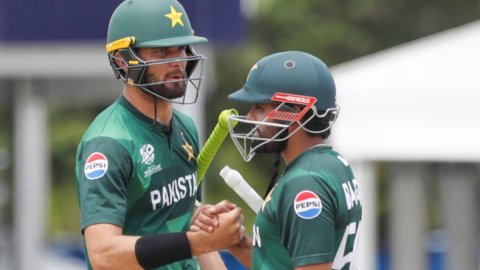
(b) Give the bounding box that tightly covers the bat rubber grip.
[196,109,238,184]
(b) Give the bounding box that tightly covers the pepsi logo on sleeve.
[294,190,322,219]
[84,152,109,180]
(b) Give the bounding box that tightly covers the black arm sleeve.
[135,232,192,269]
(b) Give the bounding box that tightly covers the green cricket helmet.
[227,51,339,161]
[106,0,208,104]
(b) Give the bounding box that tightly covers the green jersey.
[252,145,362,270]
[75,96,200,270]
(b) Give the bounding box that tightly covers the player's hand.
[229,233,252,257]
[228,234,253,269]
[191,200,236,233]
[187,206,245,256]
[207,207,245,249]
[232,233,252,250]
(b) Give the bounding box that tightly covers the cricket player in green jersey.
[224,51,363,270]
[75,0,244,269]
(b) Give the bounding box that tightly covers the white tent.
[331,20,480,270]
[332,20,480,162]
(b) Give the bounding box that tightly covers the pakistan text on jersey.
[150,173,197,210]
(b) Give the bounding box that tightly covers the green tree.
[48,106,102,235]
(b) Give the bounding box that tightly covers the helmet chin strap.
[151,96,158,131]
[263,152,282,199]
[261,128,289,199]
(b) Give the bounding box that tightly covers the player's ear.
[288,121,300,132]
[289,105,307,131]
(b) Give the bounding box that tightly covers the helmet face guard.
[227,92,339,162]
[107,38,206,104]
[106,0,208,104]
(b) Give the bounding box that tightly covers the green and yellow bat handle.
[196,108,238,187]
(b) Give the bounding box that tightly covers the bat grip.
[196,109,238,184]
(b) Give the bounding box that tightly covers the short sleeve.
[76,136,133,231]
[275,175,338,267]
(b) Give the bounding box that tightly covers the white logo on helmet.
[284,60,296,69]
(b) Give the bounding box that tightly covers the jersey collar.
[118,95,172,134]
[284,144,332,173]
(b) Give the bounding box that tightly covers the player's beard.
[145,68,187,100]
[251,126,288,154]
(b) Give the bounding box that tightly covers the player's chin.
[165,80,186,89]
[152,85,186,100]
[169,88,187,99]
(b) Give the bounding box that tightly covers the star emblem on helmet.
[165,5,184,28]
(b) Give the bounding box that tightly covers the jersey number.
[332,220,361,270]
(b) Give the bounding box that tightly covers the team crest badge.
[84,152,108,180]
[261,184,277,212]
[181,132,195,162]
[294,190,322,219]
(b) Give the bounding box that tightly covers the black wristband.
[135,232,192,269]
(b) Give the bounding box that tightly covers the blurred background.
[0,0,479,269]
